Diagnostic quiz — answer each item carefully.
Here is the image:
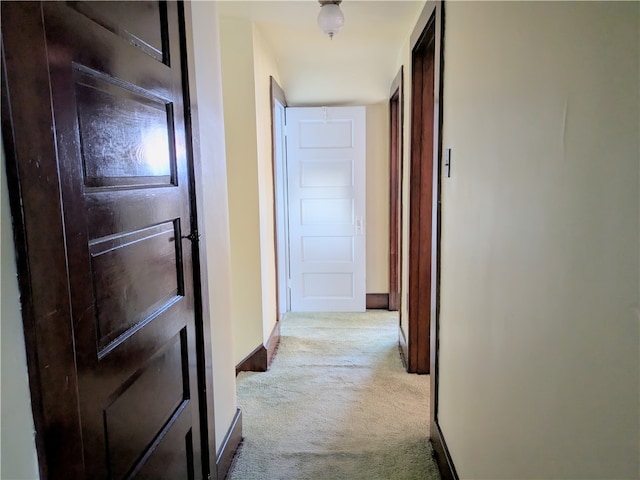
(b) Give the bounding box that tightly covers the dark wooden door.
[2,2,207,478]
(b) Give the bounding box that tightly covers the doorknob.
[182,230,201,242]
[355,216,364,235]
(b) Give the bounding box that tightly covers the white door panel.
[286,106,366,312]
[300,161,352,187]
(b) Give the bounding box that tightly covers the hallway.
[1,2,638,479]
[228,312,440,480]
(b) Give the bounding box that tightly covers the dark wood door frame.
[1,2,218,478]
[407,5,436,375]
[409,1,458,479]
[389,66,404,314]
[181,2,223,476]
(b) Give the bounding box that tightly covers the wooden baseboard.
[235,321,281,375]
[430,420,459,480]
[366,293,389,309]
[216,408,242,480]
[235,343,267,375]
[398,324,408,370]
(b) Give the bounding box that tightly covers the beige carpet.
[228,311,441,480]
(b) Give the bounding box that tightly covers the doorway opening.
[271,97,368,313]
[270,76,290,322]
[407,10,437,375]
[389,66,404,315]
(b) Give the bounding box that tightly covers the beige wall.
[394,0,424,338]
[396,32,413,340]
[1,143,39,480]
[394,2,426,339]
[219,16,285,362]
[366,102,390,293]
[252,25,280,343]
[435,2,639,478]
[187,1,238,454]
[219,16,265,364]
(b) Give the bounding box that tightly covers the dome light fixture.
[317,0,344,40]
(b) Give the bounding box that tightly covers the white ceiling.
[217,1,425,105]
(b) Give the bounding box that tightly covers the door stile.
[1,2,85,477]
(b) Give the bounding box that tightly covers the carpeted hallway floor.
[228,311,441,480]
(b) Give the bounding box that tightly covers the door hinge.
[181,230,201,242]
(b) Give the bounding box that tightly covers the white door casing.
[273,98,290,319]
[286,106,366,312]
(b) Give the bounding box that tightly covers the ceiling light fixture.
[317,0,344,40]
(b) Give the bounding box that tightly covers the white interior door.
[286,106,366,312]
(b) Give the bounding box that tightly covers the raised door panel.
[74,72,177,188]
